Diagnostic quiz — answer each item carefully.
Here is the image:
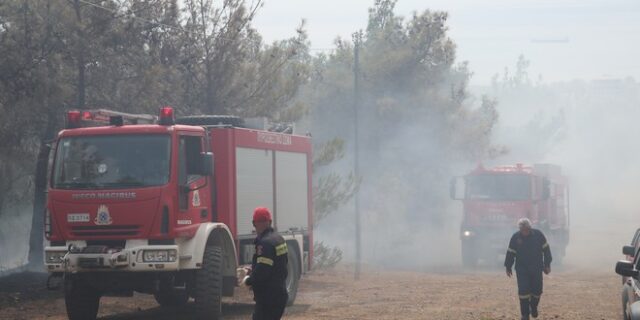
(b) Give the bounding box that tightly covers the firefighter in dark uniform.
[240,207,289,320]
[505,218,552,320]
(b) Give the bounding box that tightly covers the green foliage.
[0,0,502,271]
[0,0,310,218]
[313,241,343,270]
[313,172,358,224]
[492,54,532,89]
[312,138,359,225]
[313,138,346,168]
[308,0,500,228]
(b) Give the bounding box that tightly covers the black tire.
[176,115,245,127]
[64,276,101,320]
[461,240,477,268]
[154,281,189,307]
[194,246,224,320]
[286,246,301,306]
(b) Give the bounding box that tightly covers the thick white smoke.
[487,77,640,270]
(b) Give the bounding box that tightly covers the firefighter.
[240,207,289,320]
[505,218,552,320]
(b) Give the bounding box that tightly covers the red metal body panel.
[47,122,313,267]
[463,200,533,227]
[306,141,314,270]
[209,128,313,239]
[456,163,570,264]
[210,129,238,238]
[462,163,569,231]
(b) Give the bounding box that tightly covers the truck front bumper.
[45,244,181,273]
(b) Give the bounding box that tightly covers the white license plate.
[67,213,90,223]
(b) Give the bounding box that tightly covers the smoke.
[0,204,33,274]
[312,97,478,270]
[314,66,640,273]
[486,77,640,270]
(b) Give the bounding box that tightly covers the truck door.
[178,135,211,226]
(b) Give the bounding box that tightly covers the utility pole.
[353,31,362,280]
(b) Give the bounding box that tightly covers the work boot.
[530,296,540,318]
[519,298,530,320]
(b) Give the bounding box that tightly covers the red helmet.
[253,207,272,223]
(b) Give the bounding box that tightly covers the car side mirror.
[616,260,639,278]
[623,245,636,256]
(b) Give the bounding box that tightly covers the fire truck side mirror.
[200,152,214,176]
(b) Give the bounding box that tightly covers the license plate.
[67,213,90,223]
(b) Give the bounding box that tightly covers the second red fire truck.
[451,163,570,267]
[43,108,312,320]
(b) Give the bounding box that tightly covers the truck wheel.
[154,281,189,307]
[286,248,301,306]
[194,246,223,320]
[461,240,477,268]
[64,276,101,320]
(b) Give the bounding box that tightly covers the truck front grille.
[78,257,106,268]
[71,225,140,237]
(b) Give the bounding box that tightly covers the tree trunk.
[27,0,55,270]
[73,0,86,108]
[27,140,51,270]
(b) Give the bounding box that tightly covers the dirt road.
[0,267,621,319]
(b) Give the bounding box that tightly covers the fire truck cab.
[451,163,570,267]
[44,108,312,320]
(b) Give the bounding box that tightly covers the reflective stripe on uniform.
[519,294,531,299]
[276,243,288,256]
[257,257,274,266]
[532,294,541,299]
[507,248,517,254]
[542,242,549,249]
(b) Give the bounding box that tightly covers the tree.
[312,138,358,224]
[305,0,500,265]
[179,0,311,117]
[489,55,567,163]
[0,0,313,271]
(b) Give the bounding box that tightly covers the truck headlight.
[462,230,475,237]
[143,250,177,262]
[46,251,67,264]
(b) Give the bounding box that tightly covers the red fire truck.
[450,163,569,267]
[43,108,312,320]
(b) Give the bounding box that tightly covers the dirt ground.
[0,266,622,320]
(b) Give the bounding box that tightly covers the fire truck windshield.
[466,174,530,200]
[52,134,171,190]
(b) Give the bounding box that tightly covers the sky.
[253,0,640,85]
